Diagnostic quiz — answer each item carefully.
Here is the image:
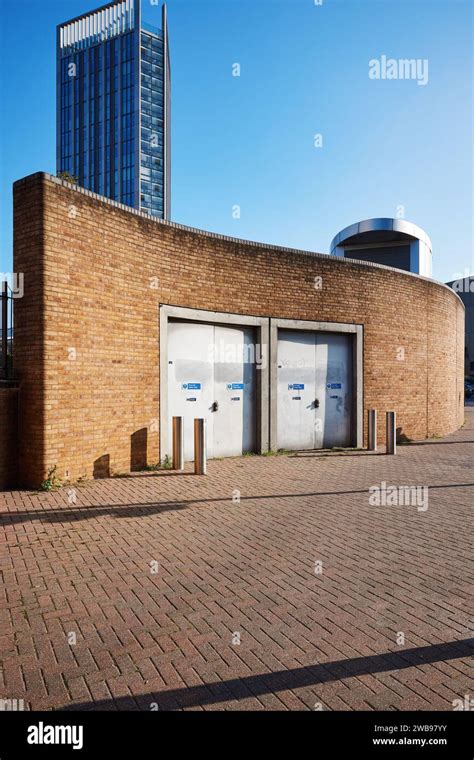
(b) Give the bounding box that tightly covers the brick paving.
[1,408,473,711]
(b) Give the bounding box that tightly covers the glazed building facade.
[57,0,170,218]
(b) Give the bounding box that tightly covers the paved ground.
[1,410,473,711]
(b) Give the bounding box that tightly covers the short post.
[172,416,184,471]
[386,411,396,455]
[368,409,377,451]
[194,418,207,475]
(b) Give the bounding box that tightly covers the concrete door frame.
[159,305,270,461]
[270,318,364,451]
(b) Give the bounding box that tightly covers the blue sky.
[0,0,472,282]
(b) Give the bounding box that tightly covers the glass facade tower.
[57,0,170,219]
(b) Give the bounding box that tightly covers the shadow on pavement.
[61,638,474,711]
[3,483,474,525]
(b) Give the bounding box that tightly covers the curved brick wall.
[12,173,465,487]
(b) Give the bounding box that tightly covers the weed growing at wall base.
[39,465,62,492]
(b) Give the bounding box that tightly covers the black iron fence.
[0,281,14,380]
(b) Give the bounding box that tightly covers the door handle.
[211,401,219,412]
[314,399,320,408]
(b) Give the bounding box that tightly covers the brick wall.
[12,173,465,488]
[0,385,18,489]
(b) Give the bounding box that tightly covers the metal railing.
[0,281,14,380]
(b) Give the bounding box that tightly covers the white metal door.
[277,330,316,450]
[318,333,352,448]
[168,321,214,460]
[277,330,352,450]
[213,325,256,457]
[168,321,257,460]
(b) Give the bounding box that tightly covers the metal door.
[213,325,256,457]
[277,330,316,450]
[168,321,214,460]
[277,330,352,450]
[317,332,352,448]
[168,321,257,460]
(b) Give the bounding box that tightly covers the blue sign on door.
[227,383,244,390]
[289,383,305,390]
[327,383,342,389]
[182,383,201,390]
